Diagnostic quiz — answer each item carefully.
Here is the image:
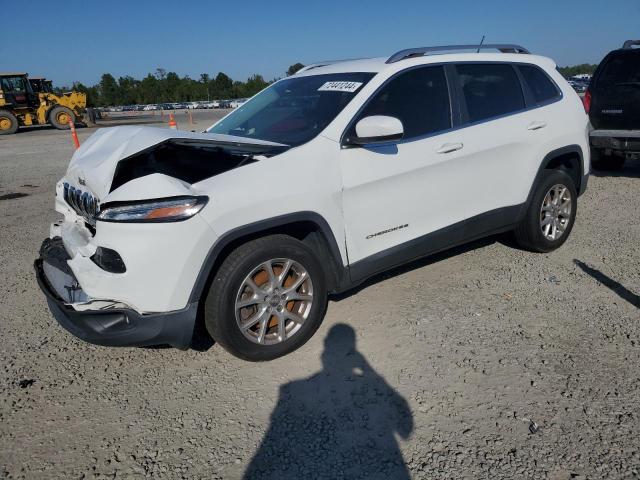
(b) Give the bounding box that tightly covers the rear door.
[590,49,640,130]
[449,62,548,224]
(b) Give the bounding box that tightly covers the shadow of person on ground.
[574,259,640,308]
[244,324,413,480]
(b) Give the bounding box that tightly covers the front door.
[339,65,472,279]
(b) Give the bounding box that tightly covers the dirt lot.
[1,116,639,479]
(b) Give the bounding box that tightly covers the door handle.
[527,121,547,131]
[436,142,463,154]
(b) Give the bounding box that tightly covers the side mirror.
[350,115,404,145]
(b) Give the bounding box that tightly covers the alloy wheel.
[235,258,314,345]
[540,184,572,241]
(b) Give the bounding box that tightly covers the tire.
[48,106,75,130]
[0,110,19,135]
[514,169,578,253]
[591,148,625,171]
[204,234,328,361]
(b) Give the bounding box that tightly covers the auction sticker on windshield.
[318,81,363,93]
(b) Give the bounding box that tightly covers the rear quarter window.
[518,65,561,104]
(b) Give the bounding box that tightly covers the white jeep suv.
[35,44,590,361]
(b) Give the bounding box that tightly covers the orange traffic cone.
[68,119,80,149]
[168,113,178,130]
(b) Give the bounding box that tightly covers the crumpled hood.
[65,125,286,199]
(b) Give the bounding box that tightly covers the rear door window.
[596,51,640,87]
[455,64,525,123]
[518,65,561,104]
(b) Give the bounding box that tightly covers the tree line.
[66,63,305,107]
[557,63,599,78]
[61,62,595,107]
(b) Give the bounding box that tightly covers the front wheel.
[49,106,75,129]
[204,235,328,361]
[514,169,577,253]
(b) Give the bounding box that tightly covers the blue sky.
[1,0,637,87]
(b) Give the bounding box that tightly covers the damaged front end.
[35,126,288,348]
[35,241,198,349]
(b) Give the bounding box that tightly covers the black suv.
[586,40,640,170]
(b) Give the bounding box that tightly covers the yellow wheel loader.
[0,73,89,135]
[28,77,54,94]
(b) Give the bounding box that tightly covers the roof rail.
[622,40,640,49]
[296,63,333,74]
[386,44,530,64]
[296,58,370,74]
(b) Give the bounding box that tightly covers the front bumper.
[35,239,197,349]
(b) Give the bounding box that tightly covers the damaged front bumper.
[35,238,197,349]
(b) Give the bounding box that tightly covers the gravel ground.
[0,119,639,479]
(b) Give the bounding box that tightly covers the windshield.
[207,72,376,146]
[0,76,28,93]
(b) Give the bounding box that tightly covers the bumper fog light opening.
[91,247,126,274]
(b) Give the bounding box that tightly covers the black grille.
[63,182,99,222]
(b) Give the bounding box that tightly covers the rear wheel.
[0,110,18,135]
[49,106,75,130]
[514,169,577,253]
[204,235,328,361]
[591,148,625,171]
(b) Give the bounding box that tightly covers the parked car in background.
[586,39,640,170]
[230,98,247,108]
[568,78,589,93]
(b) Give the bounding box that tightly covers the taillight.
[583,90,591,114]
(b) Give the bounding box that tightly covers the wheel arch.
[520,145,585,220]
[189,212,347,305]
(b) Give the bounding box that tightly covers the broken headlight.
[96,196,208,223]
